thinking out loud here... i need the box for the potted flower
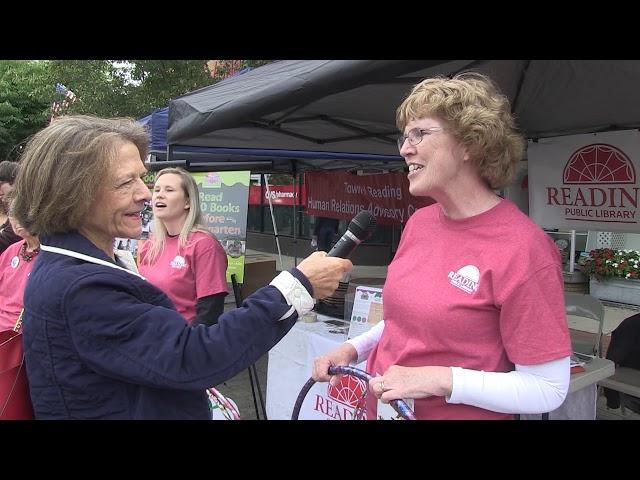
[581,248,640,306]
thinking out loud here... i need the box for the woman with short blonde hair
[314,73,571,420]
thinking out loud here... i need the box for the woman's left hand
[369,365,453,403]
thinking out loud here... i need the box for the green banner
[192,171,250,283]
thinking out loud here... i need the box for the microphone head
[348,211,377,242]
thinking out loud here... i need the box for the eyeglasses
[397,127,444,150]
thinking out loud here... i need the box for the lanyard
[39,244,146,280]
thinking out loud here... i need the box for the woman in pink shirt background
[313,73,572,420]
[0,204,40,331]
[138,167,229,326]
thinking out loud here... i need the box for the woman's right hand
[312,343,358,386]
[296,251,352,299]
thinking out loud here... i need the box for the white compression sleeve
[346,321,385,364]
[269,271,315,321]
[447,356,570,414]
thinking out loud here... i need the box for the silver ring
[379,381,386,393]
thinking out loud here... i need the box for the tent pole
[292,161,298,267]
[264,175,284,271]
[569,229,576,273]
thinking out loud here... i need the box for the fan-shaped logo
[327,375,367,408]
[170,255,188,269]
[563,144,636,185]
[448,265,480,294]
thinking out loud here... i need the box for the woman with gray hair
[12,115,352,420]
[139,168,229,327]
[313,73,571,420]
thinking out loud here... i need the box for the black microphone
[327,211,377,259]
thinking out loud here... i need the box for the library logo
[170,255,188,269]
[312,374,368,420]
[547,143,639,224]
[448,265,480,294]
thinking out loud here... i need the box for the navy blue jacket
[23,232,300,419]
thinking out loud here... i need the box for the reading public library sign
[528,130,640,233]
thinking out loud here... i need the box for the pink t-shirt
[138,231,229,324]
[0,241,35,331]
[367,199,571,420]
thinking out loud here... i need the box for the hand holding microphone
[297,252,352,299]
[297,211,377,299]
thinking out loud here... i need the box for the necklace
[20,243,40,262]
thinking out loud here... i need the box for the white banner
[528,130,640,232]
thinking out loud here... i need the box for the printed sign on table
[347,286,383,340]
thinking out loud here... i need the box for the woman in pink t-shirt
[138,168,229,326]
[313,73,572,420]
[0,212,40,331]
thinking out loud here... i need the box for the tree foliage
[125,60,213,116]
[208,59,272,81]
[47,60,130,117]
[0,60,275,160]
[47,60,215,118]
[0,60,51,161]
[49,60,273,119]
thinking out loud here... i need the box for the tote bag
[0,312,35,420]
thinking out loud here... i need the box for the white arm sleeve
[346,321,385,364]
[447,356,570,414]
[269,271,315,321]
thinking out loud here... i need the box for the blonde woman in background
[139,168,228,326]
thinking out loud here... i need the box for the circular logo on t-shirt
[11,256,19,268]
[448,264,480,294]
[170,255,187,269]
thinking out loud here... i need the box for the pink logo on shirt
[170,255,188,269]
[448,265,479,293]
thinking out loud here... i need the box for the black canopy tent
[160,59,640,265]
[165,60,454,171]
[166,59,640,165]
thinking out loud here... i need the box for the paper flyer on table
[347,286,383,340]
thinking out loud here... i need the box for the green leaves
[0,60,50,161]
[0,60,274,162]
